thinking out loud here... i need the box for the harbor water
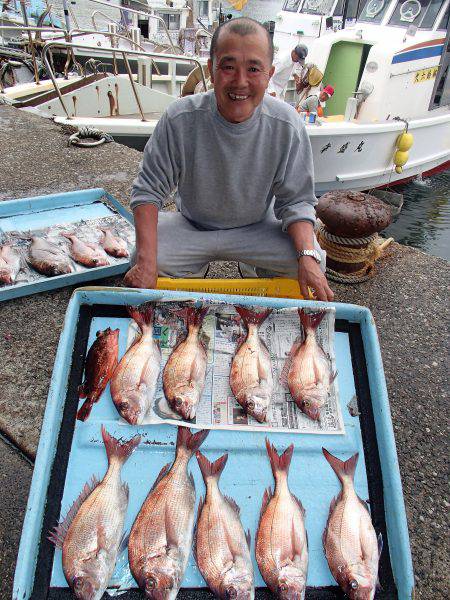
[50,0,449,261]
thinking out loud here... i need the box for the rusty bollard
[316,191,393,283]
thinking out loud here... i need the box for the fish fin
[235,306,272,327]
[331,370,338,384]
[265,438,294,479]
[299,309,326,332]
[176,426,209,458]
[97,523,108,554]
[245,529,251,550]
[118,531,130,554]
[224,495,241,516]
[258,486,273,528]
[188,470,195,489]
[234,332,247,353]
[322,447,358,484]
[196,450,228,484]
[126,302,155,333]
[101,426,141,467]
[47,475,100,548]
[78,382,87,399]
[280,337,302,386]
[292,494,306,516]
[76,398,94,421]
[150,462,171,491]
[187,305,209,327]
[377,532,383,558]
[193,495,204,565]
[122,481,130,502]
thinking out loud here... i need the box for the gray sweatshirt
[131,90,317,231]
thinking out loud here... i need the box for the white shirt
[267,51,303,99]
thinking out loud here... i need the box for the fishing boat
[301,0,450,191]
[22,41,206,147]
[51,0,449,192]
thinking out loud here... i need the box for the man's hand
[123,262,158,289]
[298,256,334,302]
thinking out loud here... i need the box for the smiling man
[125,18,333,302]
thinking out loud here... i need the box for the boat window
[198,0,209,18]
[301,0,336,15]
[282,0,303,12]
[388,0,444,28]
[159,12,181,31]
[358,0,390,22]
[333,0,345,15]
[437,3,449,28]
[343,0,362,18]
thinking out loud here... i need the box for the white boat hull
[54,110,450,191]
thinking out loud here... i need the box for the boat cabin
[286,0,449,122]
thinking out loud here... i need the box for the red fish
[283,310,335,421]
[99,228,129,258]
[77,328,120,421]
[322,448,381,599]
[230,307,273,423]
[49,427,141,600]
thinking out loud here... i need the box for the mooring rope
[317,223,393,284]
[68,127,114,148]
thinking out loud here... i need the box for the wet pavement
[0,104,448,599]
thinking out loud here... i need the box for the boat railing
[0,25,158,84]
[67,29,161,76]
[90,10,124,34]
[41,39,207,121]
[88,0,178,55]
[0,25,64,86]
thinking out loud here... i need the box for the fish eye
[303,400,310,407]
[175,398,183,407]
[279,583,288,593]
[247,401,255,410]
[349,579,359,589]
[119,401,129,411]
[146,577,157,589]
[226,586,237,599]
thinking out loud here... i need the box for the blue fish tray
[0,188,133,302]
[13,288,415,599]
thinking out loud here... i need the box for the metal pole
[123,51,147,121]
[61,0,72,32]
[19,0,40,85]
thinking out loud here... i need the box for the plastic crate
[156,277,303,299]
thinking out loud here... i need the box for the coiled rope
[68,127,114,148]
[317,223,393,283]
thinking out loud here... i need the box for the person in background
[298,85,335,116]
[267,44,308,100]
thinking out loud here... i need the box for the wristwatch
[296,249,322,263]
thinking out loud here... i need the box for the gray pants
[149,210,325,278]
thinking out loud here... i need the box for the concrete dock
[0,104,448,599]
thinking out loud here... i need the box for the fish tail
[265,438,294,479]
[176,426,209,457]
[235,306,272,327]
[101,426,141,466]
[322,447,358,484]
[299,309,326,332]
[126,302,155,332]
[187,305,209,328]
[76,398,94,421]
[196,450,228,484]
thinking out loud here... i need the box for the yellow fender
[393,130,414,173]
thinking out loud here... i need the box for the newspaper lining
[125,301,344,435]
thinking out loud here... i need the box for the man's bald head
[210,17,274,65]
